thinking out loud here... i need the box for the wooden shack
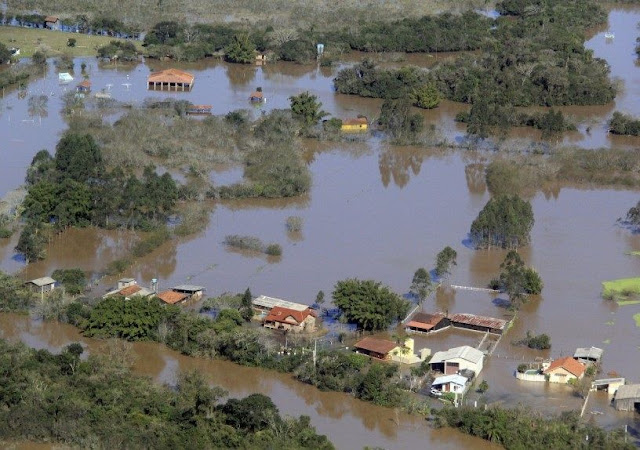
[25,277,56,298]
[613,384,640,412]
[147,69,195,91]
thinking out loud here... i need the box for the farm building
[156,290,189,305]
[354,337,397,360]
[104,283,153,300]
[147,69,195,91]
[613,384,640,412]
[171,285,205,301]
[405,312,449,334]
[44,16,60,30]
[76,80,91,93]
[429,345,484,376]
[25,277,56,298]
[341,117,368,132]
[448,313,508,335]
[252,295,310,314]
[543,356,586,384]
[573,347,603,365]
[263,306,316,333]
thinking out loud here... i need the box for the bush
[286,216,303,232]
[517,364,528,374]
[67,38,76,47]
[224,235,264,252]
[265,243,282,256]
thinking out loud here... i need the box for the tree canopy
[490,250,543,306]
[435,246,457,278]
[470,195,534,249]
[332,279,409,331]
[289,92,328,127]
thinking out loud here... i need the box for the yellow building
[341,117,368,132]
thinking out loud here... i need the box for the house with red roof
[263,306,316,333]
[543,356,586,384]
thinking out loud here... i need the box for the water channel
[0,5,639,448]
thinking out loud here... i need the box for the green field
[601,277,640,297]
[0,26,142,58]
[634,313,640,328]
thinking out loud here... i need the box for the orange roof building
[156,290,189,305]
[405,312,448,333]
[544,356,586,383]
[354,337,398,360]
[249,91,264,102]
[263,306,316,333]
[147,69,195,91]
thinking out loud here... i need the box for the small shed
[354,337,397,360]
[58,73,74,83]
[171,285,205,300]
[448,313,508,335]
[25,277,56,297]
[117,278,137,290]
[147,69,195,91]
[573,347,603,365]
[249,91,265,103]
[613,384,640,412]
[44,16,60,30]
[76,80,91,93]
[341,117,368,132]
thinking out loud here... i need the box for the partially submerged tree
[410,268,431,304]
[435,246,457,278]
[289,91,328,127]
[470,195,534,249]
[490,250,543,307]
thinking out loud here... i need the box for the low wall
[515,371,546,382]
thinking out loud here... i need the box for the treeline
[17,133,178,262]
[456,108,575,139]
[470,195,534,249]
[433,406,632,449]
[10,13,141,37]
[609,111,640,136]
[0,338,333,449]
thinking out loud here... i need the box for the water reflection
[379,145,424,188]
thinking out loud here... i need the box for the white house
[429,345,484,376]
[432,374,468,393]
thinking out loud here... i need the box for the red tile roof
[148,68,195,84]
[544,356,586,378]
[354,337,397,355]
[249,91,264,99]
[264,306,313,325]
[157,290,188,305]
[44,16,59,23]
[118,285,142,297]
[78,80,91,88]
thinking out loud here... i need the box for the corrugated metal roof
[432,374,467,386]
[27,277,56,287]
[573,347,603,360]
[430,346,484,365]
[252,295,309,312]
[449,313,507,330]
[172,285,205,293]
[615,384,640,400]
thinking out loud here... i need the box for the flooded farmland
[0,5,639,449]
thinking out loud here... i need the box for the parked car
[430,388,443,397]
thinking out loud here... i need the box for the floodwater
[0,313,497,450]
[0,6,638,448]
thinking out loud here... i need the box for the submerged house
[252,295,310,315]
[104,279,153,300]
[147,69,195,91]
[543,356,586,384]
[249,91,265,102]
[263,306,316,333]
[25,277,56,297]
[341,117,368,132]
[156,290,189,305]
[76,80,91,93]
[448,313,508,335]
[429,346,485,376]
[613,384,640,412]
[171,285,205,301]
[354,337,397,360]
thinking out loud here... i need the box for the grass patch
[616,299,640,306]
[601,277,640,298]
[625,251,640,256]
[634,313,640,328]
[224,234,283,257]
[0,26,142,58]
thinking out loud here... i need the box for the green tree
[492,250,543,307]
[51,268,86,295]
[222,393,280,432]
[0,42,11,64]
[15,224,48,263]
[478,380,489,393]
[435,246,457,278]
[54,133,104,183]
[411,82,440,109]
[410,268,431,304]
[241,287,253,322]
[225,34,256,64]
[332,279,409,331]
[315,290,325,307]
[470,195,534,249]
[82,296,167,340]
[289,91,328,127]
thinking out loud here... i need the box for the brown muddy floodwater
[0,6,639,448]
[0,313,497,450]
